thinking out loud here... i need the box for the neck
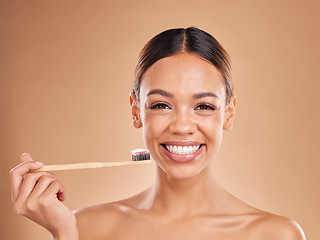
[142,165,226,219]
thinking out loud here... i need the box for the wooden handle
[33,160,152,172]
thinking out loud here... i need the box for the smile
[160,142,204,163]
[162,144,201,155]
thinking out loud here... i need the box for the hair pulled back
[133,27,233,104]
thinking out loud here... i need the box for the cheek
[142,113,169,148]
[197,115,224,144]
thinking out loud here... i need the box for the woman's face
[131,53,236,180]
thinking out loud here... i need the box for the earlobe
[223,94,237,130]
[129,92,142,129]
[133,116,142,128]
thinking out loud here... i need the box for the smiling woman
[10,27,306,240]
[134,52,233,180]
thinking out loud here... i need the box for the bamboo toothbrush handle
[33,160,152,172]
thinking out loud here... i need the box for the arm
[10,153,79,240]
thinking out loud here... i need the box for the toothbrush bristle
[131,149,150,161]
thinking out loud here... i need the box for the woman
[10,27,306,240]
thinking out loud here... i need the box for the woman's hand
[10,153,78,240]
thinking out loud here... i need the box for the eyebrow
[193,92,220,100]
[146,89,174,98]
[146,89,219,100]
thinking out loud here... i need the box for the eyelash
[149,103,171,109]
[195,103,217,111]
[149,103,216,111]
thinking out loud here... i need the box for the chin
[156,162,210,181]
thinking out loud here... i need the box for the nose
[169,109,197,135]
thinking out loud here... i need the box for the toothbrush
[33,149,151,172]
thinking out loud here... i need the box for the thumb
[21,153,34,163]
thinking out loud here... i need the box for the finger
[30,175,58,198]
[41,180,66,202]
[57,189,66,202]
[16,172,56,202]
[10,161,44,202]
[21,153,34,163]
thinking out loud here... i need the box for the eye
[149,102,171,109]
[195,103,217,111]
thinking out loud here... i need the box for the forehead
[140,53,226,98]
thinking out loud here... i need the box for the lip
[160,141,204,163]
[161,141,203,146]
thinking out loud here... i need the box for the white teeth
[182,146,188,154]
[173,145,178,153]
[177,146,182,154]
[164,144,201,155]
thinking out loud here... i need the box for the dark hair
[133,27,233,104]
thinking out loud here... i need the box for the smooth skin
[10,53,306,240]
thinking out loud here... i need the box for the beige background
[1,0,319,239]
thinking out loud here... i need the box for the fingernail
[36,161,44,165]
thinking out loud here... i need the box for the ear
[129,92,142,128]
[223,94,237,130]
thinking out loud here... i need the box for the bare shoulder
[73,190,148,240]
[73,201,124,240]
[249,212,306,240]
